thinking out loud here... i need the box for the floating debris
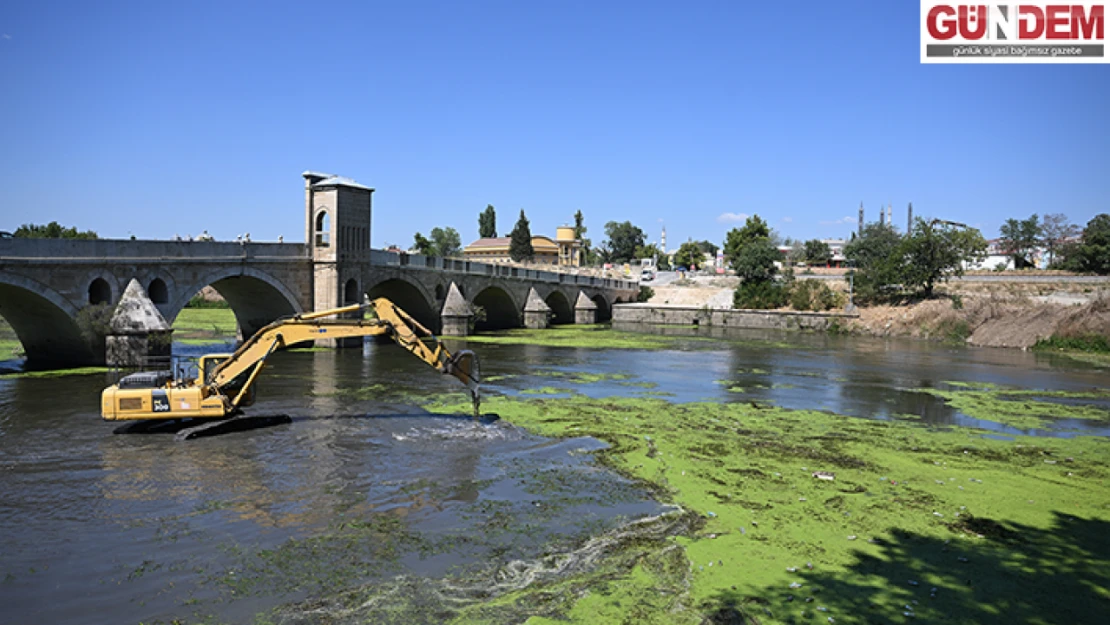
[787,566,797,572]
[799,497,807,502]
[933,512,944,517]
[786,595,794,602]
[706,511,717,518]
[958,556,969,563]
[813,471,836,481]
[908,580,919,586]
[817,605,828,612]
[806,562,814,570]
[847,535,858,540]
[805,597,814,603]
[790,582,803,589]
[904,611,916,618]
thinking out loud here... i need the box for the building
[462,225,582,266]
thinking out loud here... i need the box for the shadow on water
[704,511,1110,625]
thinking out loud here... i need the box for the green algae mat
[398,393,1106,625]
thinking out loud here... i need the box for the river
[0,327,1106,623]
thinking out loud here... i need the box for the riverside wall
[612,303,858,331]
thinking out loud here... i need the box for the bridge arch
[365,277,438,331]
[591,294,612,322]
[0,273,96,366]
[544,290,574,325]
[170,267,304,340]
[472,285,521,331]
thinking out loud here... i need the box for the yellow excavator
[101,298,480,439]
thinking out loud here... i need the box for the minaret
[858,202,864,235]
[907,202,914,233]
[661,226,667,254]
[887,203,893,228]
[879,202,885,227]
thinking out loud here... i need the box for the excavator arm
[207,298,481,414]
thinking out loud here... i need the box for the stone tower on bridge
[303,171,375,312]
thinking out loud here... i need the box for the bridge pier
[574,291,598,324]
[523,287,552,329]
[440,283,471,336]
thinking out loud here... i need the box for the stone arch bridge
[0,238,638,367]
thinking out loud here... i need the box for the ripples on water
[0,328,1107,623]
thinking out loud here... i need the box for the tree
[844,222,907,302]
[573,210,587,240]
[803,239,832,266]
[478,205,497,239]
[898,218,987,298]
[1040,213,1079,266]
[695,240,719,258]
[732,238,785,309]
[1072,213,1110,275]
[634,243,667,267]
[509,209,534,262]
[573,210,597,265]
[723,215,770,269]
[999,214,1042,268]
[14,221,98,239]
[429,227,462,257]
[673,241,703,270]
[411,232,434,256]
[601,221,645,264]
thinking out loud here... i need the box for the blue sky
[1,1,1107,250]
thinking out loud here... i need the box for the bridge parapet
[0,238,308,261]
[368,249,638,290]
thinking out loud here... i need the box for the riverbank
[648,275,1110,355]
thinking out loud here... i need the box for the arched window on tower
[315,210,330,247]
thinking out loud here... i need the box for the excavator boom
[101,298,481,423]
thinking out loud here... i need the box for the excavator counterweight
[101,298,481,427]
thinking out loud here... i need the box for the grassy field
[171,307,238,344]
[0,317,22,359]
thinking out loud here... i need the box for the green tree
[803,239,832,265]
[13,221,98,239]
[573,210,587,240]
[411,232,434,256]
[733,237,781,284]
[898,218,987,298]
[478,205,497,239]
[999,214,1042,268]
[844,222,904,302]
[1071,213,1110,275]
[601,221,645,264]
[572,210,597,265]
[728,215,785,309]
[695,240,719,257]
[509,209,534,262]
[723,215,770,269]
[429,227,462,257]
[673,241,703,270]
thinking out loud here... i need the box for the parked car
[640,268,655,282]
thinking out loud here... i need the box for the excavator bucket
[445,350,481,416]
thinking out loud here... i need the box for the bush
[733,281,786,309]
[1034,334,1110,353]
[187,294,230,309]
[788,280,838,311]
[637,286,654,303]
